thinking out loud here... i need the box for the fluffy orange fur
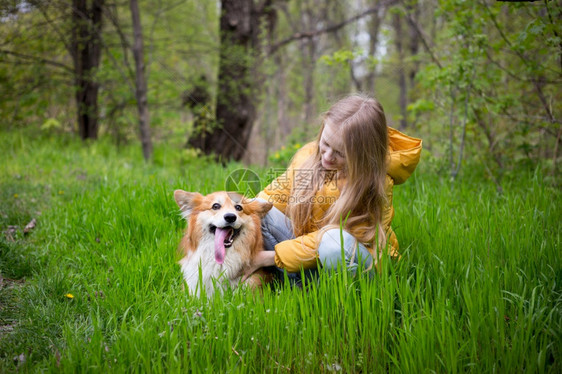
[174,190,273,296]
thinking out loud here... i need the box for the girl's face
[319,122,346,171]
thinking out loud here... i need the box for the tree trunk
[298,0,319,136]
[129,0,153,161]
[301,38,317,132]
[71,0,104,140]
[393,12,407,130]
[276,52,290,139]
[406,1,420,90]
[364,3,386,94]
[188,0,271,162]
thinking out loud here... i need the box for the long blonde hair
[286,94,388,247]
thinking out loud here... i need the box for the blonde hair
[286,94,388,248]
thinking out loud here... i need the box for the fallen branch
[23,219,37,235]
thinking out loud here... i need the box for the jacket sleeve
[273,231,320,272]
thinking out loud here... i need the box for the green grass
[0,129,560,372]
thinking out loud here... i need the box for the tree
[71,0,104,140]
[129,0,152,161]
[409,0,561,180]
[187,0,273,162]
[363,0,387,94]
[392,8,407,130]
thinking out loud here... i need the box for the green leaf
[41,118,62,131]
[407,99,435,114]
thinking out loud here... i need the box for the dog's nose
[224,213,237,223]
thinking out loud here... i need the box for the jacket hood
[387,127,422,185]
[292,127,421,185]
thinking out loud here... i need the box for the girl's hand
[242,251,275,282]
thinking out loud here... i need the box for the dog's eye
[212,203,221,210]
[234,204,243,212]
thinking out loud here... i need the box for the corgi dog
[174,190,273,297]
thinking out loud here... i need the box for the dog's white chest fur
[174,189,272,298]
[180,236,248,297]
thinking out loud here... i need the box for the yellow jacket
[258,127,422,272]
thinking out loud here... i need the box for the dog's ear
[174,190,203,218]
[246,199,273,218]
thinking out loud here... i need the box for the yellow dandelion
[294,143,301,149]
[13,194,19,198]
[274,152,280,159]
[58,190,64,195]
[64,293,74,299]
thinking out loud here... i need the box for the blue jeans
[260,203,373,277]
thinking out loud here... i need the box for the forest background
[1,0,560,180]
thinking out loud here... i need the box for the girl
[245,94,422,279]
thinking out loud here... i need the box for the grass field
[1,130,561,372]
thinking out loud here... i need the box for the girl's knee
[318,229,371,270]
[320,228,355,247]
[317,229,354,268]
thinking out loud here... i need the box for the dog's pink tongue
[214,228,230,264]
